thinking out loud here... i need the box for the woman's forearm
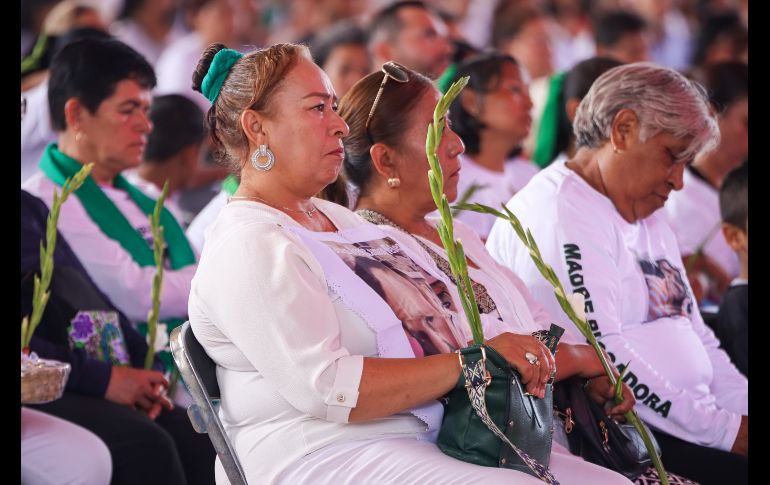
[348,353,461,422]
[553,343,605,381]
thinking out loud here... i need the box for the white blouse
[189,198,458,484]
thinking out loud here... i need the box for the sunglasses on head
[365,61,409,141]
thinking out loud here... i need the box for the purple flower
[70,313,95,342]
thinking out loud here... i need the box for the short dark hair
[694,61,748,114]
[492,3,543,49]
[563,56,624,101]
[310,21,367,68]
[144,94,206,162]
[719,162,748,229]
[691,12,747,67]
[48,38,156,132]
[447,51,519,155]
[369,1,428,46]
[549,56,623,162]
[594,10,647,49]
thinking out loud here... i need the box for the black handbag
[552,376,661,481]
[437,324,564,484]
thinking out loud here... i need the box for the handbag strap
[458,346,560,485]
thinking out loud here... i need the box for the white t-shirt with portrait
[486,161,747,452]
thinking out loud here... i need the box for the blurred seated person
[690,12,748,71]
[21,26,111,184]
[368,1,453,80]
[491,2,554,159]
[531,56,622,169]
[21,406,113,485]
[155,0,238,113]
[310,20,371,99]
[21,0,106,92]
[124,94,207,226]
[22,38,197,325]
[445,52,537,240]
[665,62,748,305]
[21,190,215,485]
[593,10,650,64]
[714,163,748,377]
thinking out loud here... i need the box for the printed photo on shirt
[638,258,694,321]
[323,237,463,357]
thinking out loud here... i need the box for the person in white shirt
[486,62,747,485]
[109,0,185,67]
[334,60,640,484]
[123,94,208,227]
[21,407,113,485]
[22,38,197,326]
[665,61,748,305]
[155,0,237,113]
[187,42,582,485]
[445,52,539,240]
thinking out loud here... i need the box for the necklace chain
[229,194,318,218]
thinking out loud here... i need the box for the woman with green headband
[187,43,572,484]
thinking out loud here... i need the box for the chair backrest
[170,322,248,485]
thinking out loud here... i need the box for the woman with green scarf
[22,37,197,325]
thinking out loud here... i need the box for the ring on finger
[524,351,540,366]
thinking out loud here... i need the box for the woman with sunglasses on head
[330,58,638,484]
[189,43,573,484]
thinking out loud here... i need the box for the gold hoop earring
[387,177,401,188]
[75,132,83,142]
[612,143,619,154]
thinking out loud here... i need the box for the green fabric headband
[201,48,243,103]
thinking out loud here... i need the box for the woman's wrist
[575,344,606,378]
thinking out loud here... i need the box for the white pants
[279,435,633,484]
[21,407,112,485]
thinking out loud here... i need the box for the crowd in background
[20,0,748,484]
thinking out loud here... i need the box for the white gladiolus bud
[147,323,169,352]
[569,292,587,322]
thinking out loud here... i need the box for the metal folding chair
[170,321,248,485]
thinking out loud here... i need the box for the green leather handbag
[437,324,564,483]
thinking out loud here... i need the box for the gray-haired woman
[486,62,747,485]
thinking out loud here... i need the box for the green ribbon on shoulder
[532,71,567,169]
[39,144,196,269]
[221,174,240,196]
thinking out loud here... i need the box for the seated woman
[486,63,748,485]
[444,52,540,240]
[21,190,216,485]
[187,42,630,484]
[334,59,647,484]
[22,38,197,326]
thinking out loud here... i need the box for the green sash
[532,72,567,169]
[222,174,239,195]
[39,144,196,269]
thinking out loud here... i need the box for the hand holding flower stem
[453,202,668,484]
[21,163,93,352]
